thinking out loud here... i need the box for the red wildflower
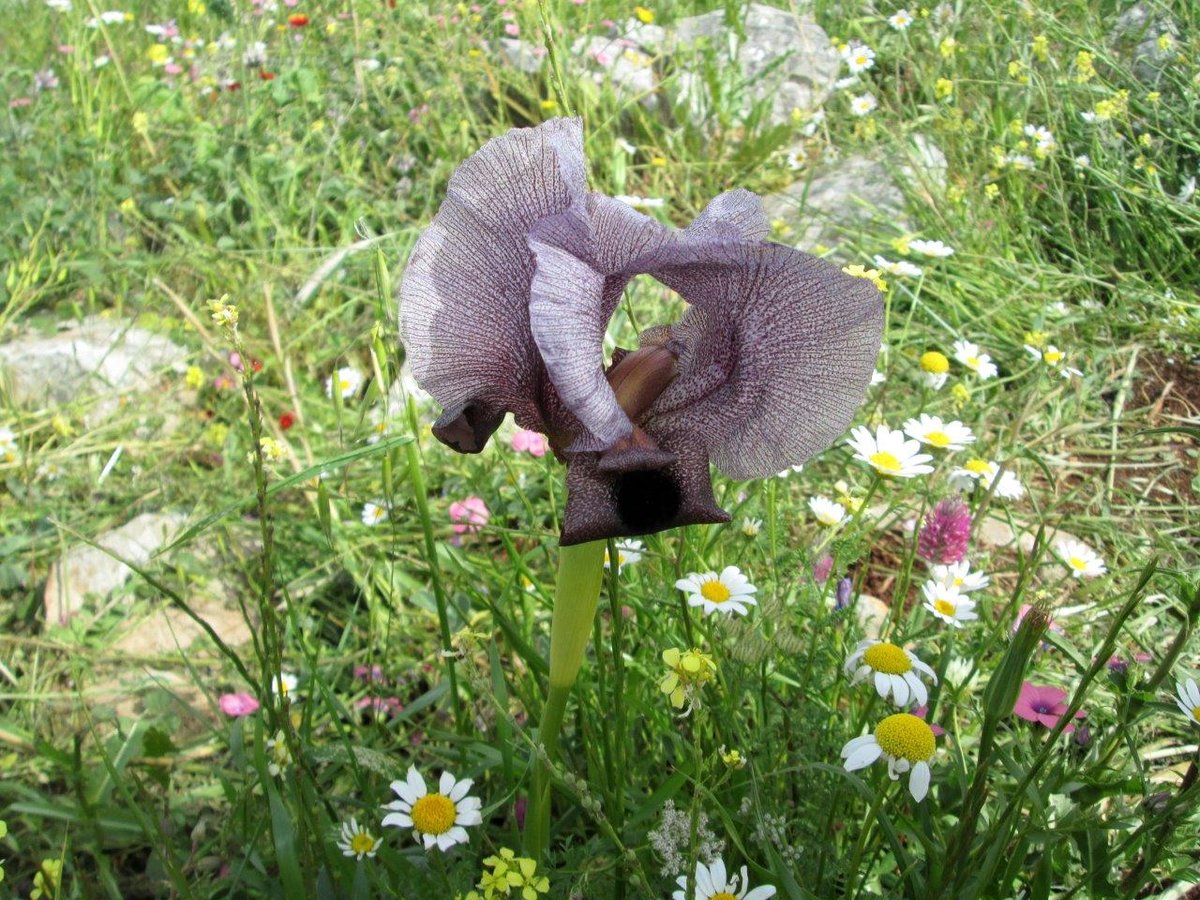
[279,411,296,430]
[259,70,275,80]
[288,13,309,26]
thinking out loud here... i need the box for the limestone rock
[44,512,185,628]
[112,595,254,656]
[571,35,658,100]
[0,316,185,425]
[671,3,838,125]
[1112,4,1179,83]
[762,135,946,252]
[498,38,546,74]
[855,593,890,640]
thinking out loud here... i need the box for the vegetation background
[0,0,1198,897]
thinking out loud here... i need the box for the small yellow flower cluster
[660,647,717,711]
[841,264,888,293]
[938,36,958,59]
[1091,90,1129,121]
[720,746,747,769]
[1030,34,1049,63]
[185,365,205,389]
[934,77,954,100]
[462,848,550,900]
[207,296,238,331]
[1074,50,1096,83]
[634,5,655,24]
[834,479,864,513]
[258,437,287,463]
[31,859,63,900]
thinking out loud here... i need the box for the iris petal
[644,241,884,479]
[400,118,587,445]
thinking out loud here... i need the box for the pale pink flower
[219,692,260,717]
[511,428,548,457]
[449,496,490,535]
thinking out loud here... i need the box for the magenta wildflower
[911,705,946,737]
[917,498,972,565]
[1013,682,1086,733]
[449,496,490,535]
[218,692,260,717]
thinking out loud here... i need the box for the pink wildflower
[1013,682,1085,733]
[504,22,520,36]
[812,553,833,584]
[511,428,548,457]
[917,497,972,565]
[449,496,490,535]
[218,692,260,717]
[912,705,946,736]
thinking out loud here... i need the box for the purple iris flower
[399,118,884,544]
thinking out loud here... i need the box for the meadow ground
[1,0,1199,897]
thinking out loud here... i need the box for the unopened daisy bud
[917,498,972,564]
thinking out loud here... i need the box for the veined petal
[399,118,587,448]
[685,189,770,241]
[644,241,884,479]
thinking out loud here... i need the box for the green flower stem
[525,539,607,858]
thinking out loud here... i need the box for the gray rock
[762,135,946,251]
[571,35,658,100]
[855,593,890,640]
[671,3,838,125]
[44,512,185,628]
[1112,4,1178,83]
[498,38,546,74]
[0,316,186,425]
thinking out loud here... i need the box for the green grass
[2,0,1199,897]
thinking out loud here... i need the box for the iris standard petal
[644,241,885,480]
[399,118,587,449]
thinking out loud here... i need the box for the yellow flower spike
[1031,34,1049,62]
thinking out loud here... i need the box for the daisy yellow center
[870,451,902,473]
[862,642,912,675]
[920,351,949,374]
[964,458,990,474]
[350,832,376,855]
[700,581,732,603]
[339,379,352,390]
[874,713,936,762]
[1044,350,1064,364]
[934,598,957,617]
[925,430,951,448]
[1192,706,1200,721]
[1068,556,1087,571]
[411,793,456,835]
[712,893,738,900]
[966,355,981,368]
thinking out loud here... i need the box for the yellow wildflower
[1031,34,1049,62]
[842,264,888,293]
[633,5,655,24]
[185,365,205,389]
[147,43,170,65]
[935,78,954,100]
[660,647,717,712]
[1074,50,1095,83]
[939,37,958,58]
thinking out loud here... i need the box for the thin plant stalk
[525,539,607,858]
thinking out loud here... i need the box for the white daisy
[841,712,937,801]
[872,255,923,277]
[846,424,935,478]
[381,766,483,852]
[952,339,998,379]
[272,671,298,698]
[888,9,913,29]
[908,239,955,258]
[672,858,776,900]
[326,366,364,400]
[0,426,17,463]
[1074,154,1091,168]
[1174,678,1200,725]
[950,458,1023,499]
[337,818,379,860]
[676,566,758,617]
[1024,344,1082,378]
[835,75,861,91]
[849,92,878,116]
[362,501,388,526]
[922,582,978,627]
[844,640,938,707]
[871,369,887,386]
[775,464,805,478]
[943,656,978,691]
[1055,539,1107,579]
[902,414,975,451]
[841,43,876,74]
[604,539,644,572]
[929,560,990,593]
[1003,153,1036,171]
[741,517,763,537]
[808,495,847,527]
[1024,123,1056,154]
